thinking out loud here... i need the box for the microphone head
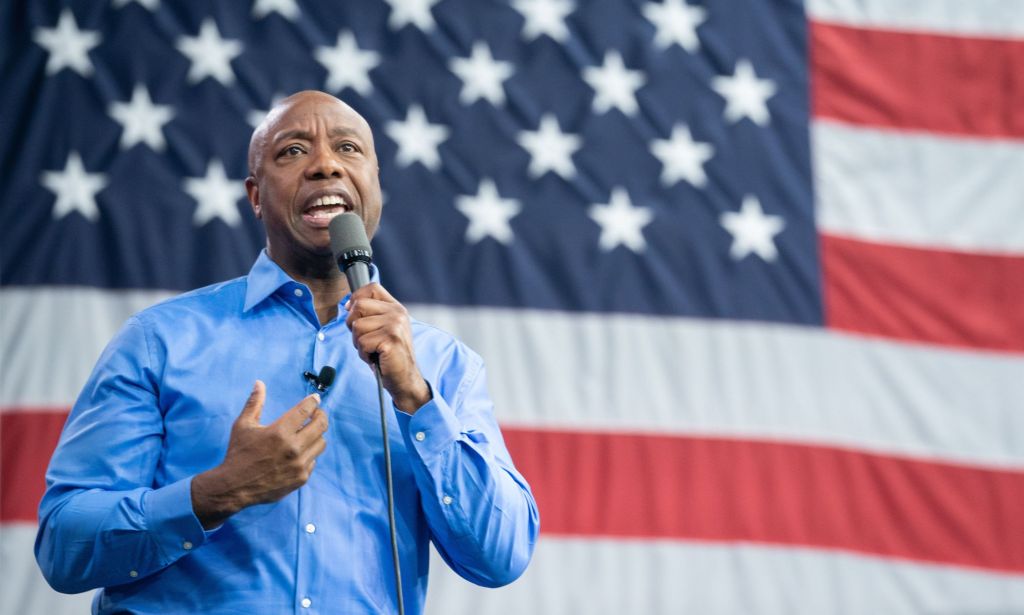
[329,212,373,266]
[318,366,336,388]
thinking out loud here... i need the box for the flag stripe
[810,21,1024,138]
[501,428,1024,573]
[0,410,66,523]
[7,409,1024,573]
[806,0,1024,38]
[821,234,1024,353]
[424,537,1024,615]
[812,120,1024,254]
[409,304,1024,467]
[1,525,92,615]
[6,291,1024,467]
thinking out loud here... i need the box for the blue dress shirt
[36,251,539,614]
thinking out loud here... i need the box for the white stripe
[426,537,1024,615]
[410,305,1024,468]
[0,287,174,409]
[813,120,1024,254]
[0,524,93,615]
[4,289,1023,468]
[806,0,1024,38]
[8,523,1022,615]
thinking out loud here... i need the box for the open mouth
[303,194,352,225]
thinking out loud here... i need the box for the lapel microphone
[303,366,336,392]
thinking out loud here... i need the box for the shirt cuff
[396,382,462,458]
[143,476,209,564]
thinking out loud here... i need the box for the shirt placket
[293,287,331,614]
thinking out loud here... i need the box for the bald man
[36,91,539,614]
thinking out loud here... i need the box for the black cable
[373,357,405,615]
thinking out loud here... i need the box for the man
[35,90,539,614]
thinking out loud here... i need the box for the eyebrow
[272,127,362,144]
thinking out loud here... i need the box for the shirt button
[301,597,312,608]
[182,541,193,550]
[305,523,316,534]
[294,288,304,297]
[415,431,426,441]
[317,332,325,341]
[129,570,138,578]
[442,495,453,505]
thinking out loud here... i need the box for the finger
[350,283,393,302]
[275,393,321,432]
[355,332,400,366]
[349,313,399,339]
[295,408,329,445]
[363,283,397,302]
[300,435,328,465]
[238,380,266,425]
[352,327,390,356]
[345,298,399,326]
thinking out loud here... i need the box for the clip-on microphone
[303,366,336,392]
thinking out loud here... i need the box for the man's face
[246,92,382,268]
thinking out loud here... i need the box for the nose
[305,143,345,180]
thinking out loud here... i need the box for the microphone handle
[343,260,378,364]
[344,261,371,292]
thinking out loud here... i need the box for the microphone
[328,212,405,615]
[303,366,336,392]
[328,212,373,293]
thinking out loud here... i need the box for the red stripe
[1,409,67,523]
[9,410,1024,573]
[821,233,1024,353]
[503,427,1024,573]
[810,21,1024,138]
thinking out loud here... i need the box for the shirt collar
[242,249,381,312]
[243,250,294,312]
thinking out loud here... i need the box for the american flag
[2,0,1023,612]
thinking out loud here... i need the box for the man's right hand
[191,380,329,530]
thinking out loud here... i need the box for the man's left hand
[346,283,432,414]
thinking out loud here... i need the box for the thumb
[238,380,266,425]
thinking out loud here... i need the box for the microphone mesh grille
[328,213,372,260]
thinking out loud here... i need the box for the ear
[245,176,261,219]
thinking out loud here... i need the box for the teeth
[313,195,345,208]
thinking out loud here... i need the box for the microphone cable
[372,355,405,615]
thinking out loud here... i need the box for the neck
[268,248,351,325]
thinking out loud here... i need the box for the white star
[185,160,246,227]
[517,114,581,180]
[32,9,101,77]
[315,31,380,96]
[588,188,654,253]
[583,51,646,116]
[385,105,450,171]
[248,93,285,128]
[512,0,574,42]
[720,195,785,261]
[456,179,522,244]
[40,152,107,221]
[252,0,300,20]
[383,0,440,31]
[650,124,714,188]
[642,0,706,52]
[176,18,243,86]
[449,42,515,106]
[711,59,778,126]
[112,0,159,9]
[108,85,175,151]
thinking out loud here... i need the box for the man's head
[246,91,382,276]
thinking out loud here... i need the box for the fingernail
[312,393,321,403]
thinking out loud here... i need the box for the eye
[279,144,305,158]
[338,141,359,153]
